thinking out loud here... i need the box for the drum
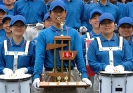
[98,71,133,93]
[0,74,32,93]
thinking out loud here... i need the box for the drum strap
[96,36,123,66]
[85,32,94,66]
[4,40,30,71]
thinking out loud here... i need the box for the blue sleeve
[33,32,45,79]
[121,39,133,71]
[81,35,86,56]
[26,42,35,74]
[0,42,5,74]
[74,31,88,78]
[87,40,107,74]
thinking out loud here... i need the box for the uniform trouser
[40,69,86,93]
[23,26,39,41]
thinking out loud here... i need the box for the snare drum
[98,71,133,93]
[0,74,32,93]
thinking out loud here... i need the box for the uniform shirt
[125,2,133,20]
[62,0,85,29]
[87,34,133,74]
[14,0,47,24]
[0,35,10,43]
[82,3,95,32]
[0,29,5,37]
[33,25,88,79]
[81,30,101,56]
[8,7,14,15]
[0,38,35,74]
[114,2,126,20]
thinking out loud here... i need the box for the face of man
[50,6,67,25]
[3,0,16,6]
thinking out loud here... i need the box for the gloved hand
[79,26,88,33]
[15,68,28,76]
[114,65,124,73]
[36,23,44,30]
[3,68,13,76]
[33,78,40,89]
[82,78,92,87]
[105,65,115,73]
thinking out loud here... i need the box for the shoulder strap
[25,40,30,54]
[4,40,8,55]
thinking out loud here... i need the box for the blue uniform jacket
[62,0,85,29]
[0,35,10,43]
[125,2,133,20]
[14,0,47,24]
[0,29,5,37]
[0,38,35,74]
[87,34,133,74]
[33,25,88,79]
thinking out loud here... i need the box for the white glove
[105,65,115,73]
[15,68,28,76]
[79,26,88,33]
[114,65,124,73]
[33,78,40,89]
[3,68,13,76]
[36,23,44,30]
[82,78,92,87]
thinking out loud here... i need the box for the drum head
[0,74,32,82]
[99,71,133,77]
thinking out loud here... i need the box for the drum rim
[0,74,32,81]
[99,71,133,76]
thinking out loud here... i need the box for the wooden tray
[39,82,89,88]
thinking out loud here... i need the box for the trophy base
[39,82,89,88]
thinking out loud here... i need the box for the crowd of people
[0,0,133,93]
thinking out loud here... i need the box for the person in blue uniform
[0,5,8,37]
[81,9,102,56]
[14,0,48,40]
[0,15,35,76]
[87,13,133,93]
[0,15,13,42]
[118,17,133,54]
[88,13,133,74]
[33,0,92,93]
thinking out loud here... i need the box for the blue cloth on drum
[0,29,5,37]
[0,38,35,74]
[33,25,88,79]
[14,0,47,24]
[80,31,102,56]
[87,34,133,74]
[125,2,133,20]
